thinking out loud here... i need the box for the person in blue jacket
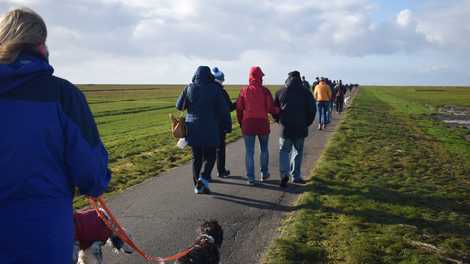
[0,8,111,264]
[176,66,231,194]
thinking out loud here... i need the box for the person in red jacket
[236,66,278,185]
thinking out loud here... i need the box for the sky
[1,0,469,85]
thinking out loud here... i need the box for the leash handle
[88,196,192,263]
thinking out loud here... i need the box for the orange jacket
[313,82,332,102]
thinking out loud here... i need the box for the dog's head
[175,220,223,264]
[196,220,223,248]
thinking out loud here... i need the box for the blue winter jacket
[176,66,231,147]
[0,52,111,264]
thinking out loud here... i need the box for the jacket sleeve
[265,88,278,116]
[60,82,111,197]
[176,86,188,111]
[305,90,316,126]
[272,90,281,122]
[222,89,236,112]
[236,89,245,127]
[313,86,318,101]
[217,88,232,133]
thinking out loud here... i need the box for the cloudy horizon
[1,0,469,85]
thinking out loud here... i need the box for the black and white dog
[175,220,224,264]
[73,209,133,264]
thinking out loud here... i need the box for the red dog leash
[88,196,193,263]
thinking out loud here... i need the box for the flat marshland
[265,87,470,263]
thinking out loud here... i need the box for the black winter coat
[215,82,236,112]
[215,82,236,133]
[274,75,317,139]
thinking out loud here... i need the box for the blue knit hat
[212,67,225,82]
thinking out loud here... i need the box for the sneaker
[318,124,322,130]
[195,179,211,194]
[247,179,256,186]
[202,185,211,194]
[261,173,271,182]
[292,178,306,184]
[280,176,289,188]
[195,185,211,194]
[194,179,204,194]
[218,169,230,178]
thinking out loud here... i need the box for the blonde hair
[0,8,47,64]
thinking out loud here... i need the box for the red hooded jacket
[236,67,277,135]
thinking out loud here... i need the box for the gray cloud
[2,0,469,84]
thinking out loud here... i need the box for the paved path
[104,108,347,263]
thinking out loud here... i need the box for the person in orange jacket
[313,78,332,130]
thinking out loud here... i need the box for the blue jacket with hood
[0,52,111,264]
[176,66,231,147]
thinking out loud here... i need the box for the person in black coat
[274,71,316,187]
[335,80,346,113]
[301,76,310,91]
[212,67,236,178]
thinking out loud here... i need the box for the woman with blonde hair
[0,8,111,263]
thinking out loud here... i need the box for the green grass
[73,84,274,208]
[264,87,470,264]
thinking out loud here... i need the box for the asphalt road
[104,111,345,264]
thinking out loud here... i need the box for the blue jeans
[327,101,334,123]
[244,135,269,181]
[317,102,329,125]
[279,137,305,180]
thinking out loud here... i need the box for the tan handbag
[170,114,186,138]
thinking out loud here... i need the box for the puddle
[432,106,470,141]
[442,120,470,129]
[439,105,470,116]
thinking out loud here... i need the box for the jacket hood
[248,66,264,88]
[192,66,214,85]
[0,52,54,95]
[285,71,302,90]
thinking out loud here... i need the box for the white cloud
[416,1,470,48]
[1,0,469,85]
[397,9,413,27]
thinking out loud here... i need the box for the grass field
[73,84,278,208]
[264,87,470,263]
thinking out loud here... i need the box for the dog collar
[200,234,215,244]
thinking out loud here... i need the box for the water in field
[435,105,470,130]
[442,119,470,129]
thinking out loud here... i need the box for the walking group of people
[310,77,357,130]
[0,7,358,263]
[176,66,356,194]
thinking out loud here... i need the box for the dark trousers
[216,131,227,174]
[336,96,344,113]
[191,146,216,184]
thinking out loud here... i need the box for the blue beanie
[212,67,225,82]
